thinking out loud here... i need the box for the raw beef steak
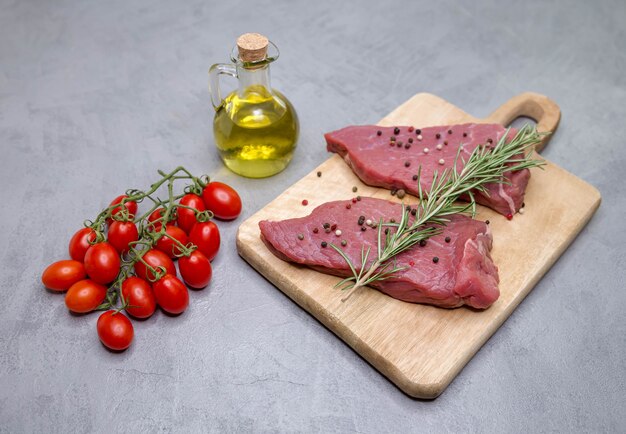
[325,124,530,217]
[259,197,499,309]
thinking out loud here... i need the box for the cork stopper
[236,33,269,63]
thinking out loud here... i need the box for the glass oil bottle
[209,33,299,178]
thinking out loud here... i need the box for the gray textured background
[1,0,625,432]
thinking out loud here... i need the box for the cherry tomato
[179,250,212,289]
[188,221,220,261]
[108,221,139,254]
[107,195,138,223]
[177,194,206,234]
[84,242,121,284]
[41,260,86,292]
[68,227,96,262]
[147,208,176,232]
[97,310,134,351]
[153,274,189,315]
[134,249,176,281]
[65,279,107,313]
[121,277,156,319]
[155,226,188,259]
[202,182,242,220]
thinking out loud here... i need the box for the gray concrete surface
[1,0,625,432]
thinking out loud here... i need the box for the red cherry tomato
[155,226,188,259]
[84,242,121,284]
[177,194,206,234]
[41,260,87,292]
[108,221,139,254]
[202,182,242,220]
[65,279,107,313]
[188,221,220,261]
[121,277,156,319]
[179,250,212,289]
[147,208,176,232]
[97,310,134,351]
[134,249,176,281]
[68,227,96,262]
[153,275,189,314]
[107,195,138,223]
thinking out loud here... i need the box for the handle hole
[508,116,537,130]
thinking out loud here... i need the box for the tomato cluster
[41,169,242,351]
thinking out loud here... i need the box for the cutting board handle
[488,92,561,153]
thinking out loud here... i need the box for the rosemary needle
[330,124,547,302]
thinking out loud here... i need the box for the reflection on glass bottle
[209,33,299,178]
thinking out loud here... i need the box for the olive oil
[209,33,299,178]
[214,85,299,178]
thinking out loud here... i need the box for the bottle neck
[236,64,271,94]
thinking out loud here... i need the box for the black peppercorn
[404,161,410,167]
[321,241,327,248]
[317,171,322,177]
[436,133,441,139]
[412,174,418,181]
[394,127,400,135]
[313,228,319,233]
[376,130,382,136]
[408,138,413,143]
[433,256,439,263]
[419,239,427,247]
[445,236,451,243]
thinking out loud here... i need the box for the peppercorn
[317,171,322,177]
[433,256,439,263]
[297,234,304,240]
[463,132,467,137]
[330,223,337,231]
[390,136,396,141]
[408,138,414,143]
[341,240,347,246]
[415,129,421,135]
[445,236,451,243]
[376,130,382,136]
[302,199,308,206]
[321,241,327,248]
[323,223,330,229]
[358,216,365,225]
[396,189,406,199]
[394,127,400,135]
[346,204,351,209]
[396,142,402,148]
[361,226,366,231]
[447,129,452,134]
[408,126,414,132]
[419,239,427,247]
[436,133,441,139]
[404,143,411,149]
[410,208,417,216]
[391,189,397,196]
[404,161,410,167]
[485,220,490,225]
[352,186,357,192]
[356,196,361,201]
[412,175,418,181]
[313,228,319,233]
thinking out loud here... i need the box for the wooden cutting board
[236,93,601,399]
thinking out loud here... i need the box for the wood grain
[236,93,601,399]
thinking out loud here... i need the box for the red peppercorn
[346,204,351,209]
[408,126,414,132]
[409,261,415,266]
[506,213,513,220]
[352,198,357,203]
[302,200,308,206]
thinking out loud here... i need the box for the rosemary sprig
[330,124,547,302]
